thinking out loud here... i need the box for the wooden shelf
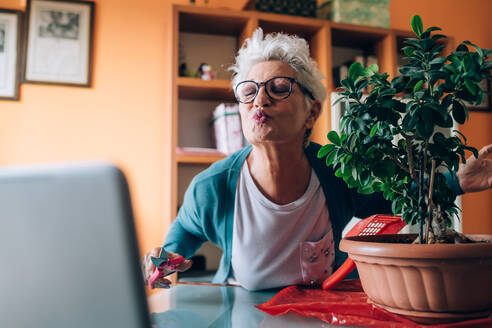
[179,6,250,36]
[331,24,389,49]
[178,77,235,101]
[176,147,226,164]
[257,12,324,40]
[177,153,226,164]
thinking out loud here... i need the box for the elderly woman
[143,29,492,291]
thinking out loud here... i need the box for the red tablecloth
[256,280,492,328]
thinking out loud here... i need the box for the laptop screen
[0,163,151,328]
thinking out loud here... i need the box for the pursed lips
[253,109,269,124]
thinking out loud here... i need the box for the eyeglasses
[234,76,315,104]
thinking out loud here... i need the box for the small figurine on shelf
[198,63,214,80]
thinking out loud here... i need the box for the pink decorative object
[212,103,247,155]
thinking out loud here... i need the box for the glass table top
[147,283,358,328]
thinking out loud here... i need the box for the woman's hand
[457,144,492,193]
[142,247,193,288]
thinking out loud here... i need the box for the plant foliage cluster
[318,15,492,243]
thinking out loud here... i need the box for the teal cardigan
[163,142,463,284]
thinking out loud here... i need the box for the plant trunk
[411,206,478,244]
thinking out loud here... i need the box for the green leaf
[358,185,375,195]
[348,62,364,81]
[359,170,371,186]
[371,181,382,192]
[369,123,379,137]
[447,53,461,66]
[452,101,466,124]
[430,35,446,44]
[453,129,467,143]
[340,133,348,144]
[464,145,479,158]
[413,80,424,92]
[429,57,446,66]
[433,131,446,145]
[463,40,484,58]
[355,79,369,91]
[444,64,459,74]
[402,112,418,131]
[335,167,343,178]
[464,79,478,95]
[391,200,399,215]
[349,134,357,151]
[317,144,335,158]
[437,115,454,128]
[345,175,359,189]
[416,117,433,139]
[411,15,424,37]
[402,46,415,56]
[352,167,358,181]
[332,95,347,107]
[414,90,425,100]
[373,162,390,178]
[341,79,353,92]
[424,26,442,34]
[368,64,379,74]
[325,149,337,166]
[361,68,374,78]
[482,48,492,57]
[340,116,349,131]
[341,161,349,177]
[456,44,468,52]
[327,131,341,146]
[483,61,492,69]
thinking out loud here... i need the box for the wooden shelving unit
[164,4,437,222]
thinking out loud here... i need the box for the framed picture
[0,9,22,100]
[24,0,94,87]
[468,79,491,112]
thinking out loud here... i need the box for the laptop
[0,162,151,328]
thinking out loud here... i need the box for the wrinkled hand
[457,144,492,193]
[141,247,193,289]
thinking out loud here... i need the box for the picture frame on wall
[24,0,94,87]
[0,9,22,100]
[467,79,491,112]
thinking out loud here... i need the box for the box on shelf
[318,0,390,28]
[247,0,317,18]
[211,103,248,155]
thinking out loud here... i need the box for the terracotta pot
[340,233,492,324]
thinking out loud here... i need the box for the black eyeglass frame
[234,76,315,104]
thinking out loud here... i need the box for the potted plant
[318,15,492,324]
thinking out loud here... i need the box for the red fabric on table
[255,280,492,328]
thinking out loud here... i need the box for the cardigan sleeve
[162,179,208,259]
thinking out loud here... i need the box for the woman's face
[238,60,319,148]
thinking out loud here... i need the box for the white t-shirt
[229,161,335,291]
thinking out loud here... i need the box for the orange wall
[390,0,492,234]
[0,0,172,255]
[0,0,490,257]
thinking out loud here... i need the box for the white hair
[229,28,327,104]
